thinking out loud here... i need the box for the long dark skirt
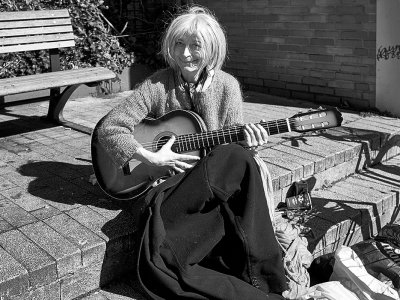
[136,144,287,300]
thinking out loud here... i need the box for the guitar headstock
[290,107,343,133]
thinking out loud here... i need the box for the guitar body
[91,110,207,200]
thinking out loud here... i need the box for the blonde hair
[161,6,227,72]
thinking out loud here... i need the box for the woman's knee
[210,144,253,163]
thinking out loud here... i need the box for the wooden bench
[0,9,116,132]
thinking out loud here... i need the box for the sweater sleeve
[96,80,152,167]
[224,75,244,128]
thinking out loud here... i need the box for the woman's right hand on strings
[134,135,200,173]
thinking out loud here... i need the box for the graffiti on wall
[377,45,400,61]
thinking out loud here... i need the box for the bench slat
[0,18,71,29]
[0,33,75,46]
[0,25,73,37]
[0,9,70,21]
[0,40,75,53]
[0,68,116,96]
[0,68,109,85]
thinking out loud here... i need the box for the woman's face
[173,34,204,82]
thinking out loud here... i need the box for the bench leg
[46,84,92,134]
[47,84,80,123]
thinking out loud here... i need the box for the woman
[97,6,287,300]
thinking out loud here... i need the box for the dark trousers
[136,144,287,300]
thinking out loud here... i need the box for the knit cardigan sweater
[97,67,244,167]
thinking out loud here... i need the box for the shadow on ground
[18,160,147,299]
[0,107,57,138]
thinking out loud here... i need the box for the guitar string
[138,118,299,150]
[136,119,296,148]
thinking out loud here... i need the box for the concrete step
[242,92,400,205]
[296,155,400,258]
[0,125,140,300]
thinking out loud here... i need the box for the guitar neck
[171,117,292,153]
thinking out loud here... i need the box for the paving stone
[61,136,90,149]
[317,136,354,166]
[0,174,18,191]
[0,215,13,233]
[1,187,48,212]
[309,193,362,236]
[273,143,326,174]
[312,155,370,190]
[71,176,107,198]
[331,126,381,155]
[9,281,60,300]
[0,229,57,288]
[98,281,147,300]
[334,180,392,217]
[59,262,104,300]
[0,148,21,164]
[347,175,398,214]
[263,161,292,190]
[0,246,29,298]
[0,197,38,227]
[258,148,304,182]
[44,213,106,267]
[88,201,123,221]
[44,163,88,181]
[66,206,110,242]
[34,182,91,211]
[81,291,108,300]
[1,170,46,191]
[19,221,81,278]
[15,160,53,178]
[355,118,399,135]
[30,204,62,220]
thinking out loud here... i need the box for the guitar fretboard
[168,118,292,153]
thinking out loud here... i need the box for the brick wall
[195,0,376,109]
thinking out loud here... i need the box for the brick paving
[0,91,399,299]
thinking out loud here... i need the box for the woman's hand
[134,136,200,173]
[243,120,269,148]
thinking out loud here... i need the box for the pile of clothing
[277,222,400,300]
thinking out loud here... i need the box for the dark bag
[351,240,400,289]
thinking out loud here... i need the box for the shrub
[0,0,134,78]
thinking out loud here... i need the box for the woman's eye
[176,41,184,46]
[192,44,201,50]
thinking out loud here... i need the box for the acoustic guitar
[91,108,343,200]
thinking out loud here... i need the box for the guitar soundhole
[154,132,176,152]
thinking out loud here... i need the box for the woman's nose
[183,45,191,57]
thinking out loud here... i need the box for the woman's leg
[137,144,286,300]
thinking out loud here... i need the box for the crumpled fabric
[298,281,361,300]
[253,154,314,299]
[274,221,314,299]
[253,154,276,226]
[330,245,400,300]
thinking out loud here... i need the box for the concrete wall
[195,0,376,109]
[376,0,400,116]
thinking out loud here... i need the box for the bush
[0,0,134,78]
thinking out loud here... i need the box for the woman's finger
[175,160,194,170]
[177,153,201,161]
[249,123,263,145]
[163,135,176,150]
[244,124,255,146]
[256,124,269,144]
[173,165,185,173]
